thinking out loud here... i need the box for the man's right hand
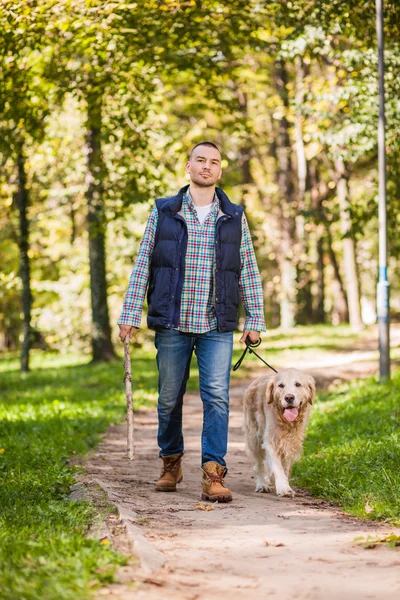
[119,325,137,342]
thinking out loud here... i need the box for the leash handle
[232,336,259,371]
[232,336,278,373]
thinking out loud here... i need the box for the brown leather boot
[201,461,232,503]
[155,453,183,492]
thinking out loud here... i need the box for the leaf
[376,534,400,548]
[265,541,285,547]
[195,503,214,511]
[353,534,400,550]
[364,501,374,514]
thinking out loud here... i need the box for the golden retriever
[243,368,316,497]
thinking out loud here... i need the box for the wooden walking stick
[123,336,135,460]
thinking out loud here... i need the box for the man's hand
[240,330,260,344]
[119,325,136,342]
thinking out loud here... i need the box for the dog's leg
[265,442,295,497]
[282,456,293,479]
[247,435,271,493]
[253,454,272,493]
[244,404,272,493]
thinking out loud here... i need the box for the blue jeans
[154,328,234,467]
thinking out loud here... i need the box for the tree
[0,2,53,370]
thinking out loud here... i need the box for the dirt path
[81,336,400,600]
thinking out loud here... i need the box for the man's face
[185,146,222,188]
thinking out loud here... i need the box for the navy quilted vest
[147,185,243,332]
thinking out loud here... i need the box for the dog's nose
[284,394,295,404]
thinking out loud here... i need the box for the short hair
[189,141,221,160]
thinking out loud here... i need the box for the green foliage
[1,1,400,350]
[294,370,400,525]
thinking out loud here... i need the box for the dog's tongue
[283,407,299,422]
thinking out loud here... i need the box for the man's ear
[307,376,316,405]
[266,378,275,404]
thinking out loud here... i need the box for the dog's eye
[278,383,284,388]
[295,382,301,387]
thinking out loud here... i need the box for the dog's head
[265,368,316,423]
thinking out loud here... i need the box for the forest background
[1,0,399,370]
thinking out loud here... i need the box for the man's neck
[189,184,216,207]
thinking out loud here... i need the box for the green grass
[293,370,400,525]
[0,350,161,600]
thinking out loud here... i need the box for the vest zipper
[214,214,231,331]
[172,213,187,328]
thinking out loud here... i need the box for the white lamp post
[375,0,390,381]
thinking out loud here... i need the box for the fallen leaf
[353,533,400,550]
[195,503,214,511]
[143,578,165,587]
[265,541,285,547]
[364,501,374,514]
[385,535,400,548]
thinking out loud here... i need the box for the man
[118,142,266,503]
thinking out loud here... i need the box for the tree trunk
[315,234,326,322]
[309,162,325,323]
[294,57,313,324]
[275,59,296,329]
[85,96,115,361]
[236,90,254,210]
[70,199,77,244]
[294,57,307,202]
[335,158,363,330]
[16,147,32,372]
[324,222,349,323]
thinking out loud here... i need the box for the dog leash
[232,337,278,373]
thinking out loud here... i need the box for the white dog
[243,368,316,497]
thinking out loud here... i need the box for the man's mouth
[283,407,299,422]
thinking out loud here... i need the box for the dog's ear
[307,376,316,405]
[266,378,275,404]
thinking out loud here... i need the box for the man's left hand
[239,330,260,344]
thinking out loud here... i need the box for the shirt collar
[184,188,219,214]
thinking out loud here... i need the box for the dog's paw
[276,484,295,498]
[255,476,272,493]
[255,483,272,493]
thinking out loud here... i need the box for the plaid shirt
[118,190,266,333]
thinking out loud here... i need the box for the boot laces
[201,468,226,486]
